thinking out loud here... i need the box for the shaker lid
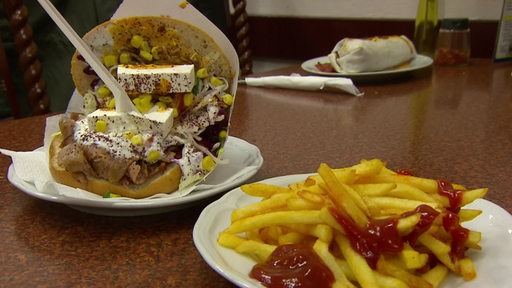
[441,18,469,30]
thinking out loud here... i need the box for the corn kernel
[210,76,224,87]
[130,35,144,48]
[124,130,134,139]
[95,120,107,133]
[173,109,179,118]
[106,98,116,109]
[156,102,166,110]
[221,93,233,106]
[140,50,153,62]
[196,68,208,79]
[131,134,143,145]
[97,86,111,98]
[151,46,161,60]
[179,1,188,8]
[183,93,194,107]
[219,130,227,139]
[133,94,153,113]
[201,155,216,172]
[103,55,118,68]
[103,191,121,198]
[142,94,152,101]
[147,150,161,163]
[140,41,150,52]
[119,52,131,64]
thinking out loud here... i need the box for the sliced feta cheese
[86,108,174,137]
[140,110,174,136]
[117,64,195,94]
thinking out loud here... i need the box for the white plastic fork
[37,0,139,114]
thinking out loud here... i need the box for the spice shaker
[434,18,471,65]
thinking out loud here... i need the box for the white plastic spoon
[37,0,139,114]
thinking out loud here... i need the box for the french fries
[218,159,488,288]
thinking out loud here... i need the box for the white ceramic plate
[301,54,433,77]
[193,174,512,288]
[7,137,263,216]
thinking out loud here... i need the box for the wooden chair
[2,0,49,118]
[229,0,253,76]
[0,37,21,118]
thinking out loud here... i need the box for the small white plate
[193,174,512,288]
[301,54,433,77]
[7,137,263,216]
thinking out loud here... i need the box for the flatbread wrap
[327,35,417,73]
[49,16,236,199]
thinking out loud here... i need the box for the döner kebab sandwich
[49,16,236,199]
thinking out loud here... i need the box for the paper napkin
[243,74,363,96]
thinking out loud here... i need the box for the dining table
[0,57,511,287]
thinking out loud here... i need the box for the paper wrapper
[244,74,363,96]
[2,0,242,201]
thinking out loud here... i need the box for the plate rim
[301,54,433,77]
[193,173,512,288]
[7,136,263,213]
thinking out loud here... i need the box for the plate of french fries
[193,159,512,288]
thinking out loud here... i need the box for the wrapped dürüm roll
[328,35,416,73]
